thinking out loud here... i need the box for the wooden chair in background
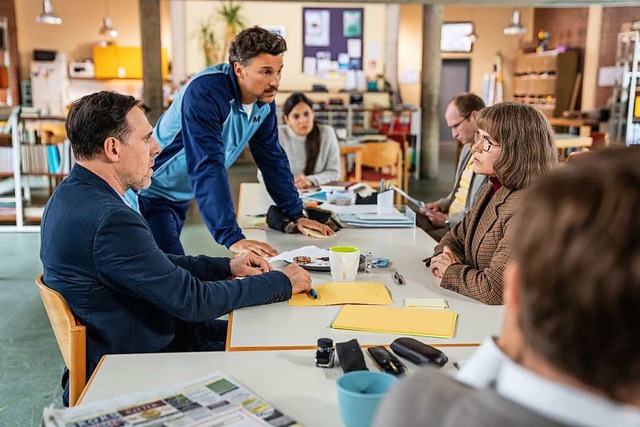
[35,274,86,406]
[386,133,411,192]
[354,141,404,204]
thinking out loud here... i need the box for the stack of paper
[338,211,414,228]
[331,305,458,338]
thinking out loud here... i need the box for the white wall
[183,1,386,92]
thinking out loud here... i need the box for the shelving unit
[610,31,640,146]
[512,50,579,118]
[0,110,71,232]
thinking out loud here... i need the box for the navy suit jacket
[40,165,291,402]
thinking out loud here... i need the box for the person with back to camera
[136,26,333,257]
[258,92,341,189]
[39,91,313,406]
[375,146,640,427]
[425,102,559,305]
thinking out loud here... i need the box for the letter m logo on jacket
[252,116,261,123]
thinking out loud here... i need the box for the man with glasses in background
[418,93,488,241]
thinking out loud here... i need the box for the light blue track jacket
[140,64,302,248]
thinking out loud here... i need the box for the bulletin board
[302,7,364,74]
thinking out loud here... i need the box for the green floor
[0,142,455,425]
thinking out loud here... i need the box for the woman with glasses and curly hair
[425,102,559,305]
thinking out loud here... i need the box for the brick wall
[534,8,588,52]
[597,6,640,108]
[0,0,19,105]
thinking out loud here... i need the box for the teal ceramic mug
[336,371,398,427]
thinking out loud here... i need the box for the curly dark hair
[228,26,287,66]
[66,91,141,160]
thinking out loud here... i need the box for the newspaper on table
[42,371,301,427]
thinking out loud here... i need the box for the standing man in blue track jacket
[138,26,333,256]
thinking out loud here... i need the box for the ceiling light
[99,17,118,38]
[36,0,62,25]
[504,10,526,36]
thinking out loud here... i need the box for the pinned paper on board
[305,10,330,47]
[288,282,392,306]
[347,39,362,59]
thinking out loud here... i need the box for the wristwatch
[293,208,309,222]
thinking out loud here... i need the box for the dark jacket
[40,165,291,401]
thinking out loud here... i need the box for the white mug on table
[330,246,360,282]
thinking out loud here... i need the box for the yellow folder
[331,305,458,338]
[288,282,392,306]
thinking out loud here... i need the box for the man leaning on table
[418,93,488,241]
[39,91,313,407]
[374,147,640,427]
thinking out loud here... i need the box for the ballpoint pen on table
[392,271,406,286]
[309,288,318,299]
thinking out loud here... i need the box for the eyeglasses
[473,132,500,152]
[449,114,471,130]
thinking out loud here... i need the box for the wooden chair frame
[36,274,86,406]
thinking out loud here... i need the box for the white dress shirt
[496,358,640,427]
[456,336,509,388]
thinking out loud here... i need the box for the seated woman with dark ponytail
[260,92,341,189]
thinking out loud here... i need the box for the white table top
[227,226,504,350]
[80,347,477,426]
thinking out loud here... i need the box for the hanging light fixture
[99,17,118,38]
[36,0,62,25]
[503,10,526,36]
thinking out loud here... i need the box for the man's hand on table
[425,210,448,228]
[229,252,273,277]
[282,264,312,294]
[294,218,335,237]
[230,239,278,257]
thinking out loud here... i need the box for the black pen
[392,271,406,286]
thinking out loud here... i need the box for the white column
[582,6,603,110]
[170,0,187,85]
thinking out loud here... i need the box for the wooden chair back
[35,274,86,406]
[361,141,404,203]
[361,141,402,172]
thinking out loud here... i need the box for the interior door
[439,59,470,141]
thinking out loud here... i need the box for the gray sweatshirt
[258,124,341,186]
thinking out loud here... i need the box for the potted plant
[218,1,246,62]
[198,17,219,67]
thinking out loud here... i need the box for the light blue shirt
[497,359,640,427]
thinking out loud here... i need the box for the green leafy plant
[218,1,246,62]
[198,17,219,67]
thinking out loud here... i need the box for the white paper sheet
[347,39,362,58]
[269,245,330,263]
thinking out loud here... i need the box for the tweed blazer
[431,183,523,305]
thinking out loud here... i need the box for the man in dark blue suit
[40,91,312,406]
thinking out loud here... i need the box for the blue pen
[380,178,385,192]
[309,288,318,299]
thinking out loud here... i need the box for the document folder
[331,305,458,338]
